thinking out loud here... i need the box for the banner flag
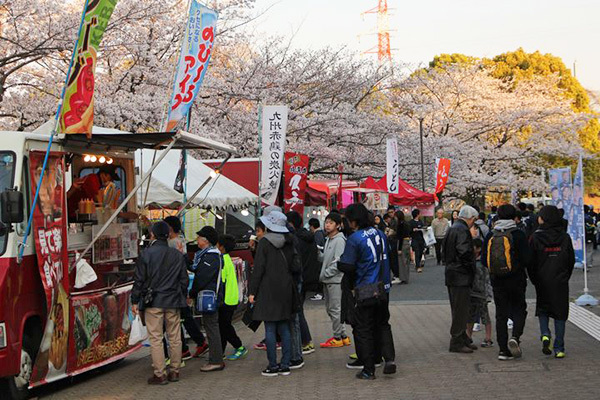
[434,158,451,194]
[548,167,572,210]
[59,0,119,137]
[571,158,585,266]
[259,105,288,205]
[165,1,218,132]
[28,152,71,386]
[283,152,309,214]
[386,139,399,194]
[174,150,187,193]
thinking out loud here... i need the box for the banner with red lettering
[164,1,218,132]
[283,152,309,214]
[29,152,71,386]
[434,158,451,194]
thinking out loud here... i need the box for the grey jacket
[318,232,346,284]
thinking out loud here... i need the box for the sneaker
[165,358,171,367]
[346,360,382,369]
[320,337,344,348]
[261,366,279,377]
[498,351,514,361]
[254,341,267,350]
[467,343,478,351]
[182,350,192,361]
[290,359,305,370]
[278,367,291,376]
[391,277,402,285]
[508,337,522,358]
[302,343,315,355]
[472,323,481,332]
[194,342,209,357]
[276,342,282,350]
[349,353,358,360]
[310,293,324,301]
[167,371,179,382]
[555,351,566,359]
[480,340,494,348]
[449,346,473,354]
[417,268,423,273]
[541,336,552,355]
[180,360,186,368]
[356,370,376,380]
[342,336,352,346]
[200,362,225,372]
[226,346,249,361]
[147,375,168,385]
[383,361,397,375]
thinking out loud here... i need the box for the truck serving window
[79,166,127,204]
[0,152,16,255]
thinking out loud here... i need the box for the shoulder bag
[196,254,223,314]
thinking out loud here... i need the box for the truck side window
[16,157,31,237]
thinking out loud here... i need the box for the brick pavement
[35,300,600,400]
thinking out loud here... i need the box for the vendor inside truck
[67,164,120,219]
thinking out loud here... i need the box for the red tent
[361,175,437,206]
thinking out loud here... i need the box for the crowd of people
[130,199,582,385]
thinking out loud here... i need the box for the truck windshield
[0,152,16,255]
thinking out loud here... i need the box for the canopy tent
[136,150,257,210]
[306,179,360,209]
[362,175,437,206]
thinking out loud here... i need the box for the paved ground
[34,252,600,400]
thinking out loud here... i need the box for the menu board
[92,223,139,264]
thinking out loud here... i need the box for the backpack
[486,228,518,277]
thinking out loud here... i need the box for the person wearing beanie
[131,221,189,385]
[529,205,575,359]
[442,205,478,354]
[189,225,225,372]
[481,204,532,361]
[317,212,350,348]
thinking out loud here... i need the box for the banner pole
[17,0,91,264]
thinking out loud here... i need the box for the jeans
[298,283,313,344]
[539,313,566,352]
[353,295,395,374]
[290,313,303,362]
[492,274,528,353]
[447,286,471,351]
[265,321,292,369]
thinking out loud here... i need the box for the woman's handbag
[196,256,223,314]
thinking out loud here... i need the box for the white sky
[242,0,600,90]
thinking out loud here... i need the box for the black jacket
[249,233,299,322]
[295,227,321,292]
[442,219,475,287]
[529,225,575,320]
[189,248,223,301]
[132,240,188,309]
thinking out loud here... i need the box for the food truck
[0,129,237,399]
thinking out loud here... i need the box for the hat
[458,205,478,219]
[98,164,120,181]
[260,211,289,233]
[539,205,562,227]
[263,205,282,216]
[151,221,170,240]
[196,226,219,246]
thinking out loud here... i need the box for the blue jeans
[290,313,303,362]
[538,313,566,352]
[265,321,291,369]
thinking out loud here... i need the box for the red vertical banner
[283,152,309,214]
[434,158,451,194]
[336,164,344,208]
[28,152,71,385]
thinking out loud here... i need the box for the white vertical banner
[260,105,288,205]
[386,138,399,194]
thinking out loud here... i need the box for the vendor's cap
[260,210,289,233]
[196,226,219,245]
[151,221,170,240]
[98,164,120,181]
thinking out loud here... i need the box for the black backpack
[487,228,518,276]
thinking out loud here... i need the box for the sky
[241,0,600,90]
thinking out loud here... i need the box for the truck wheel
[0,334,35,400]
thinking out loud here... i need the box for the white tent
[136,149,257,210]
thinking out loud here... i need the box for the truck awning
[62,131,238,154]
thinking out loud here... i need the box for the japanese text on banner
[386,138,399,194]
[434,158,451,194]
[284,152,309,214]
[260,106,288,205]
[165,1,218,132]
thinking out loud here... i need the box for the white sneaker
[310,294,323,301]
[391,277,402,285]
[507,319,514,329]
[472,323,481,332]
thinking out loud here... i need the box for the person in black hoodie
[189,226,225,372]
[529,206,575,359]
[286,211,316,352]
[482,204,532,361]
